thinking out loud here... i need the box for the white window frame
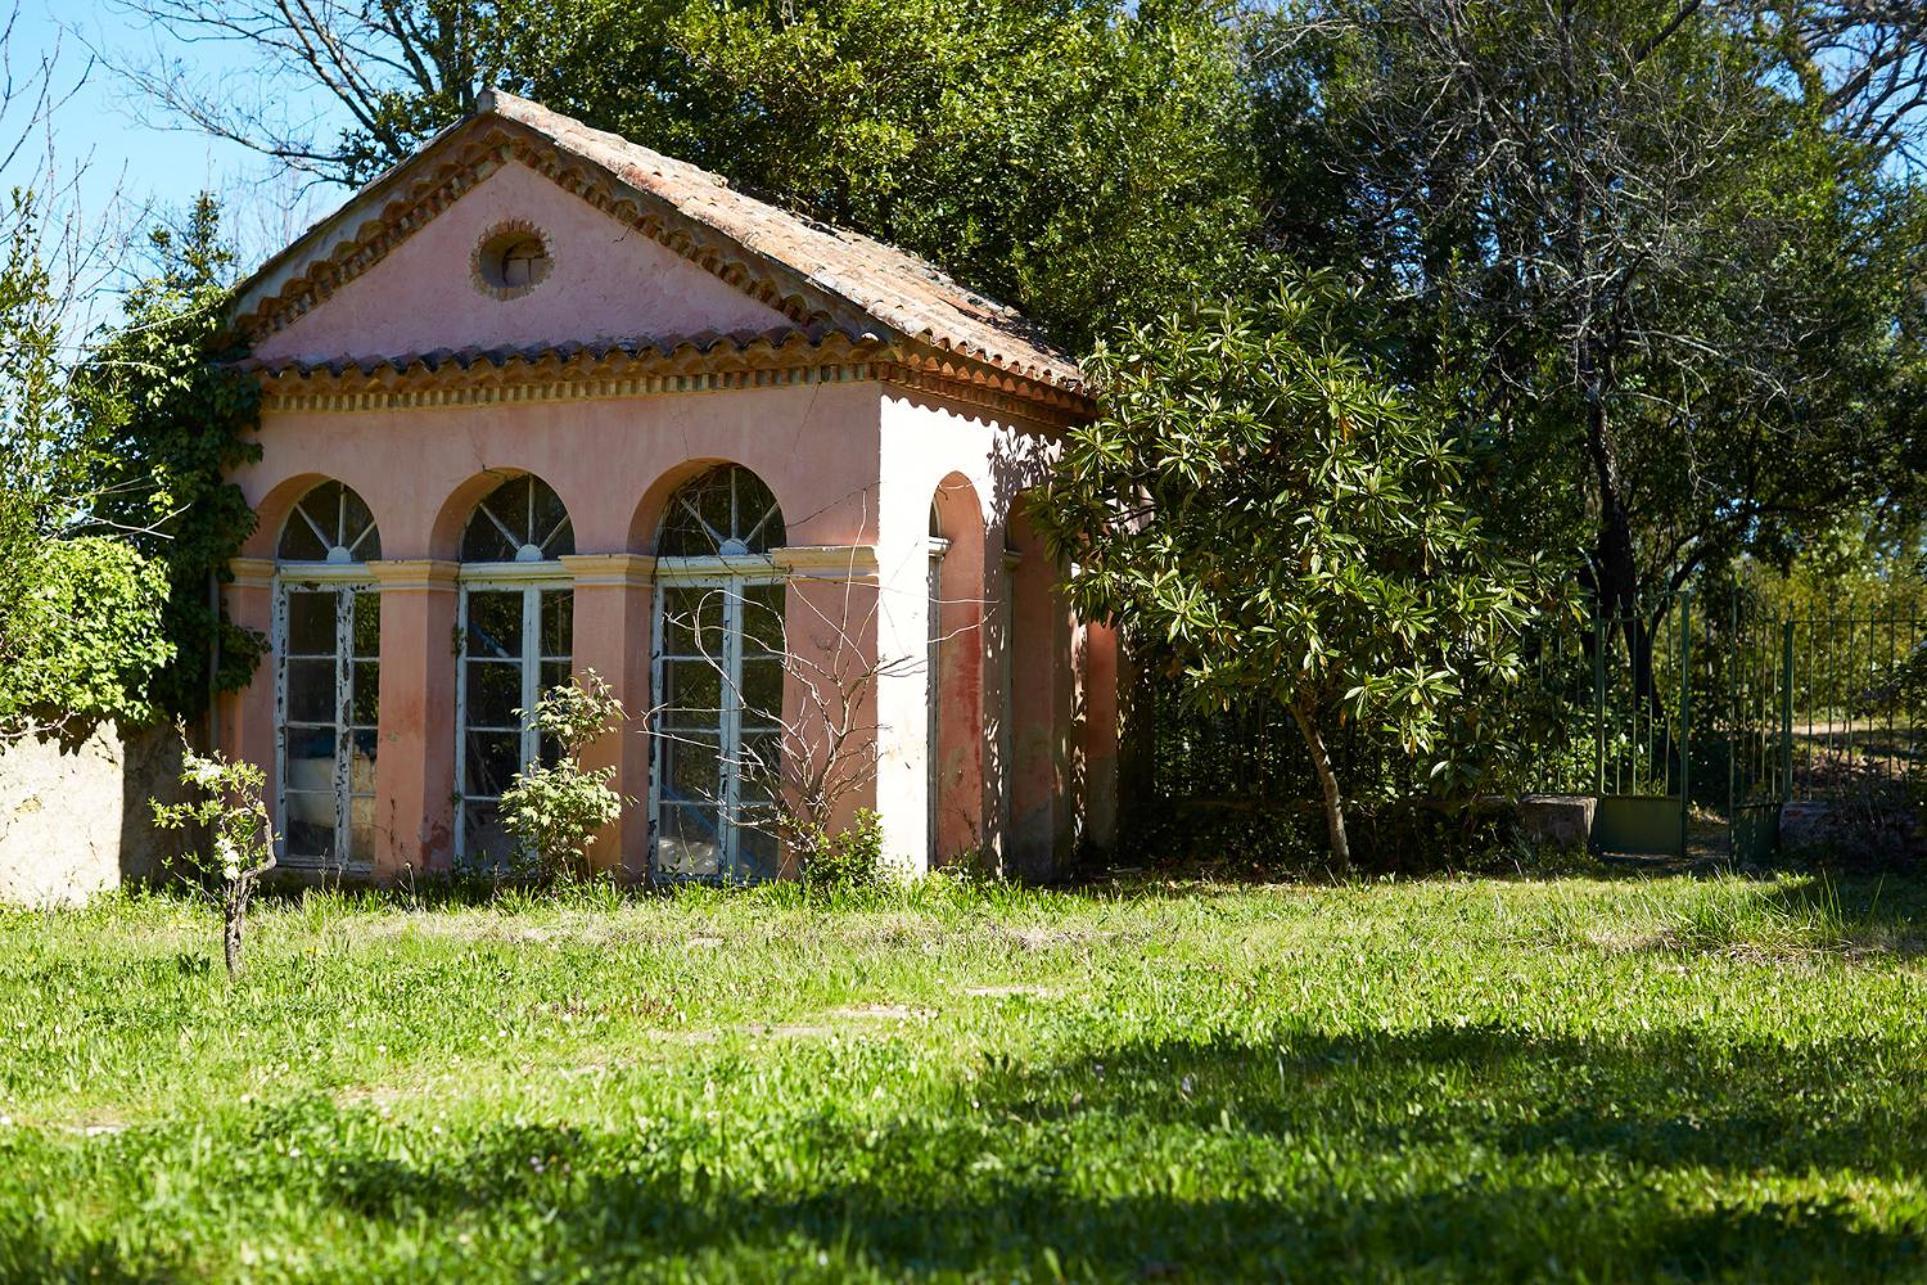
[454,561,573,864]
[927,535,949,861]
[273,563,378,873]
[650,558,786,883]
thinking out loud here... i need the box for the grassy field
[2,873,1926,1282]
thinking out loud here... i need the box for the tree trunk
[1583,380,1640,621]
[223,879,248,978]
[1289,698,1350,874]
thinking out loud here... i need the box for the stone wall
[0,723,187,907]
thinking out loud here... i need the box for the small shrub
[149,732,276,977]
[498,670,627,881]
[796,809,886,892]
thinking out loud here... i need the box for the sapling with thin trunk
[151,732,277,977]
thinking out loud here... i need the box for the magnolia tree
[151,736,276,977]
[1035,272,1537,870]
[498,669,627,880]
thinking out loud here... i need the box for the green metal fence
[1524,590,1924,859]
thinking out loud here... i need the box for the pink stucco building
[216,91,1118,882]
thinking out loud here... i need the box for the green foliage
[149,736,277,977]
[648,0,1258,349]
[794,807,886,892]
[1249,0,1927,607]
[497,671,627,880]
[0,193,173,737]
[1038,271,1537,862]
[3,876,1927,1276]
[0,538,173,734]
[146,0,1260,353]
[79,195,264,720]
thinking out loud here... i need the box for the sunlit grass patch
[2,873,1925,1279]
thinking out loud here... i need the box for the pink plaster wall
[238,382,883,560]
[256,161,789,362]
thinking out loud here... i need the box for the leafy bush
[0,536,172,738]
[1038,270,1539,870]
[795,808,886,892]
[497,671,627,881]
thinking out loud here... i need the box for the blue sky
[4,0,348,318]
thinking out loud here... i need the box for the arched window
[275,481,381,871]
[456,474,574,865]
[279,479,382,563]
[460,473,575,562]
[657,464,785,557]
[652,465,787,882]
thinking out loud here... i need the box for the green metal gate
[1588,593,1693,857]
[1532,591,1923,860]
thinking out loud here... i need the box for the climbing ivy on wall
[79,195,266,721]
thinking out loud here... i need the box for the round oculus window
[473,223,553,298]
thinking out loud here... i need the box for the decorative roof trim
[235,129,837,347]
[249,330,1084,428]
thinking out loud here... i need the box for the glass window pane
[463,477,526,561]
[342,490,380,561]
[286,658,338,724]
[661,733,719,806]
[740,584,786,655]
[533,488,572,556]
[465,730,522,798]
[349,729,378,793]
[463,802,510,864]
[540,661,572,702]
[284,792,336,860]
[286,592,336,656]
[658,806,722,878]
[737,730,782,799]
[661,660,721,724]
[285,727,336,795]
[349,795,375,864]
[734,825,780,882]
[735,471,784,551]
[741,657,784,724]
[279,494,333,561]
[661,587,723,658]
[466,660,522,729]
[466,591,523,659]
[352,661,379,726]
[540,590,572,658]
[352,591,380,657]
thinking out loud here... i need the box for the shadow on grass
[290,1026,1927,1277]
[10,1024,1919,1278]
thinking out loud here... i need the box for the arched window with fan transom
[651,464,788,882]
[455,474,576,865]
[275,480,382,870]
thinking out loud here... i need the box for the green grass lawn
[3,873,1926,1281]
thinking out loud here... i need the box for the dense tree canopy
[1250,0,1927,622]
[77,197,264,720]
[101,0,1927,833]
[119,0,1260,350]
[0,197,174,737]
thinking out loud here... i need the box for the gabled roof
[231,90,1086,411]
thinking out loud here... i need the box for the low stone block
[1517,794,1597,850]
[1779,801,1836,856]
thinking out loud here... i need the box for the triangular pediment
[232,92,1087,412]
[251,158,791,363]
